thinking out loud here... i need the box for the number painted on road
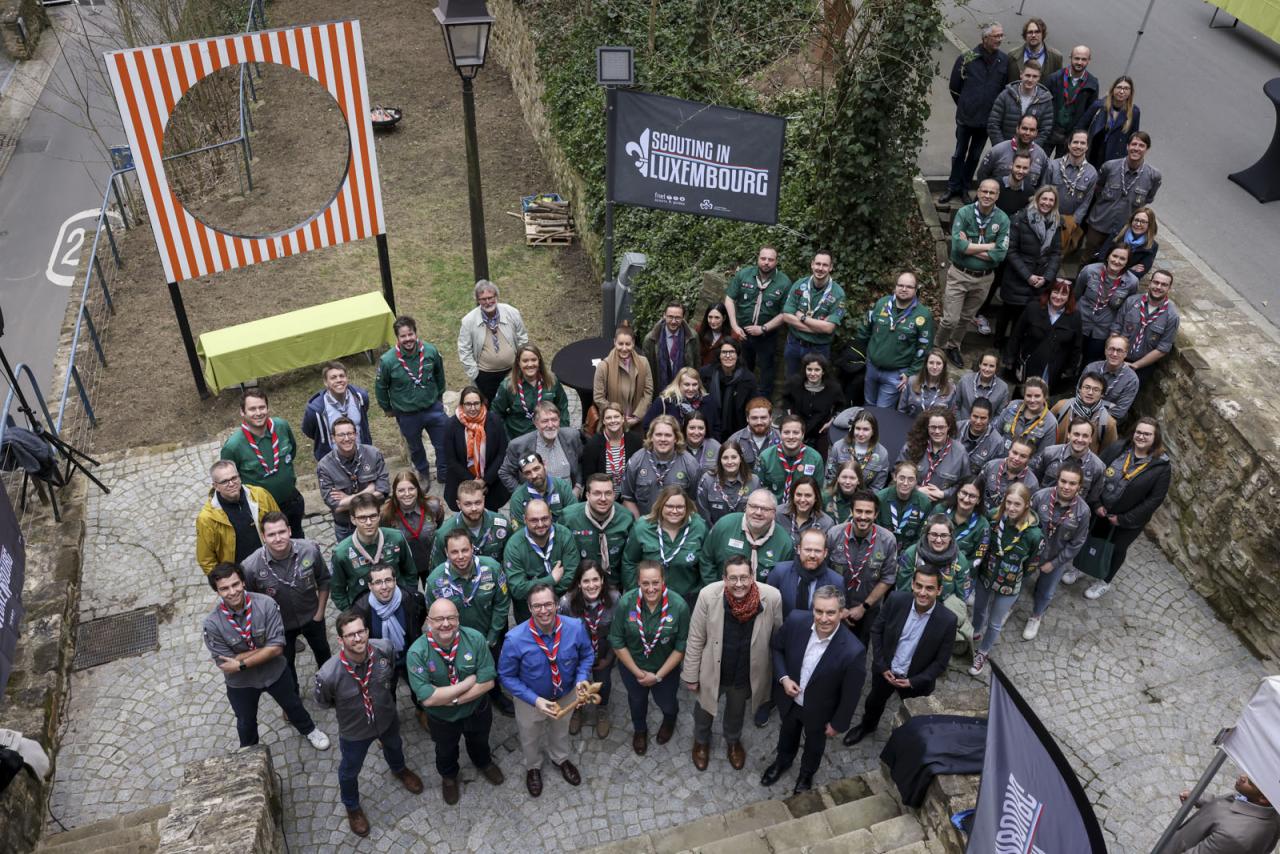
[46,209,119,288]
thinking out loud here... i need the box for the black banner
[0,485,24,699]
[610,89,785,224]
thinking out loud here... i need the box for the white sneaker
[975,314,993,336]
[306,728,331,750]
[1022,616,1041,640]
[1084,581,1111,600]
[967,652,987,676]
[1060,568,1082,585]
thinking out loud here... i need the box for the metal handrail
[0,362,59,453]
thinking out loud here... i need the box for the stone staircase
[36,804,169,854]
[586,774,942,854]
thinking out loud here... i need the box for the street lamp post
[434,0,494,283]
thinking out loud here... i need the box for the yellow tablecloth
[196,292,396,394]
[1208,0,1280,42]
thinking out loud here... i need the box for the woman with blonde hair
[1082,76,1140,168]
[492,343,569,439]
[580,401,643,489]
[593,322,654,431]
[968,482,1042,675]
[642,367,718,436]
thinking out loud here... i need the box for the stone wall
[157,745,283,854]
[0,0,49,61]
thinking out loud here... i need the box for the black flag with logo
[967,662,1107,853]
[0,484,25,700]
[609,89,785,224]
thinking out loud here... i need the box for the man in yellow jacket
[196,460,280,574]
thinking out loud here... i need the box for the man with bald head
[701,488,796,584]
[937,178,1010,369]
[1044,45,1099,158]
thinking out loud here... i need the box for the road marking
[46,209,100,288]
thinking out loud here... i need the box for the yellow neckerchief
[1121,449,1151,480]
[1006,401,1047,439]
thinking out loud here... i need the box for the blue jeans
[783,336,831,379]
[972,584,1017,656]
[742,328,780,398]
[1031,561,1068,618]
[618,666,679,733]
[338,716,407,809]
[863,361,905,408]
[395,401,448,482]
[947,123,988,194]
[225,668,315,747]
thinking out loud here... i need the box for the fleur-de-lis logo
[625,128,651,177]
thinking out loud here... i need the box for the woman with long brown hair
[492,343,570,440]
[380,470,447,582]
[442,385,509,510]
[969,482,1042,676]
[558,560,619,738]
[593,322,653,432]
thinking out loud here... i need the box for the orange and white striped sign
[105,20,385,284]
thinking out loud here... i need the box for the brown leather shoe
[568,709,583,735]
[395,767,424,794]
[441,776,459,805]
[557,760,582,786]
[480,764,505,785]
[595,713,611,739]
[632,731,648,755]
[727,742,747,773]
[656,718,675,745]
[526,769,543,797]
[692,741,709,771]
[347,807,370,837]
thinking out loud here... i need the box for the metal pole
[601,85,617,339]
[376,232,396,315]
[1016,0,1027,14]
[1124,0,1158,77]
[460,75,489,282]
[1150,738,1231,854]
[167,281,210,398]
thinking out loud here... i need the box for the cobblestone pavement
[47,442,1268,853]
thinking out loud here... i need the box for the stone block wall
[157,745,283,854]
[0,0,49,61]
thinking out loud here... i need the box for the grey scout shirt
[1075,264,1139,339]
[1030,488,1089,565]
[1083,360,1140,420]
[1114,295,1180,361]
[959,421,1007,475]
[979,458,1040,516]
[620,450,700,515]
[975,140,1049,186]
[203,591,287,690]
[1043,155,1098,219]
[316,444,389,529]
[242,539,330,631]
[825,522,898,606]
[314,638,398,741]
[906,441,970,499]
[726,426,780,470]
[955,372,1010,422]
[1088,159,1162,236]
[1029,443,1106,507]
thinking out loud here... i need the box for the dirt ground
[86,0,596,467]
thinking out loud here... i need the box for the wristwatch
[450,697,459,706]
[238,660,247,672]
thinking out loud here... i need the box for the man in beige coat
[681,555,783,772]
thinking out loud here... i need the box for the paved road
[0,2,119,394]
[923,0,1280,328]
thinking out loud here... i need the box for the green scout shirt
[423,556,510,645]
[856,295,936,376]
[978,515,1043,596]
[875,487,933,549]
[560,501,634,589]
[931,503,991,567]
[406,626,496,722]
[220,417,299,504]
[620,515,709,601]
[491,378,570,440]
[607,588,691,673]
[782,276,847,345]
[755,445,825,504]
[725,265,793,328]
[700,512,795,583]
[949,203,1010,273]
[329,527,417,610]
[894,545,972,601]
[508,477,577,527]
[430,511,511,567]
[375,341,447,414]
[502,523,580,622]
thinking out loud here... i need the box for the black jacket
[700,364,758,441]
[352,585,427,654]
[771,611,865,732]
[1044,68,1100,139]
[1002,209,1062,307]
[442,412,509,510]
[780,376,846,448]
[1099,441,1171,529]
[579,430,644,483]
[1093,236,1160,281]
[871,590,957,695]
[949,46,1010,128]
[1006,303,1082,384]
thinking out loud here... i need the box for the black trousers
[428,699,494,778]
[225,668,315,747]
[282,618,332,694]
[475,370,508,403]
[775,702,828,777]
[278,489,306,539]
[859,671,925,732]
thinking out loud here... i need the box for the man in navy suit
[844,566,956,746]
[761,586,865,794]
[766,529,845,617]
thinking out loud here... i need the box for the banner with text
[610,89,785,224]
[967,663,1107,853]
[1224,675,1280,809]
[0,485,26,699]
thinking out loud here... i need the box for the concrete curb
[0,20,61,181]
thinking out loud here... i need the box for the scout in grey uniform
[726,399,781,470]
[990,380,1059,456]
[620,415,700,516]
[825,489,898,645]
[959,405,1007,476]
[315,615,424,836]
[242,511,331,694]
[1030,426,1106,508]
[1022,462,1091,640]
[975,132,1049,186]
[202,563,329,750]
[827,407,890,490]
[316,416,389,542]
[978,439,1041,517]
[899,410,970,503]
[1042,131,1098,221]
[1113,270,1179,374]
[1086,133,1161,248]
[1084,335,1141,420]
[1074,256,1139,347]
[955,354,1010,421]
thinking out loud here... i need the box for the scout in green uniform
[620,486,709,603]
[876,463,933,550]
[608,561,691,753]
[970,483,1043,676]
[330,494,417,610]
[374,316,449,483]
[700,490,795,583]
[424,529,510,646]
[561,474,634,591]
[507,457,576,527]
[406,598,504,803]
[430,480,511,567]
[490,344,571,439]
[930,476,991,568]
[502,499,580,623]
[220,389,305,537]
[724,247,793,397]
[780,251,847,376]
[855,272,935,407]
[755,414,824,504]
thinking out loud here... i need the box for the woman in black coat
[442,386,509,510]
[1005,278,1082,394]
[699,338,757,441]
[780,353,845,454]
[1000,186,1062,348]
[580,402,645,488]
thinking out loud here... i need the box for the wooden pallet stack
[520,193,576,246]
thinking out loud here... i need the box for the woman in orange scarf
[443,386,510,510]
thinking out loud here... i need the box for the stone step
[694,792,902,854]
[801,818,930,854]
[650,799,793,853]
[867,814,926,851]
[38,804,168,853]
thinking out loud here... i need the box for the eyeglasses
[214,475,241,486]
[926,532,951,541]
[427,616,458,625]
[341,629,368,640]
[529,602,557,611]
[354,514,381,522]
[726,576,752,586]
